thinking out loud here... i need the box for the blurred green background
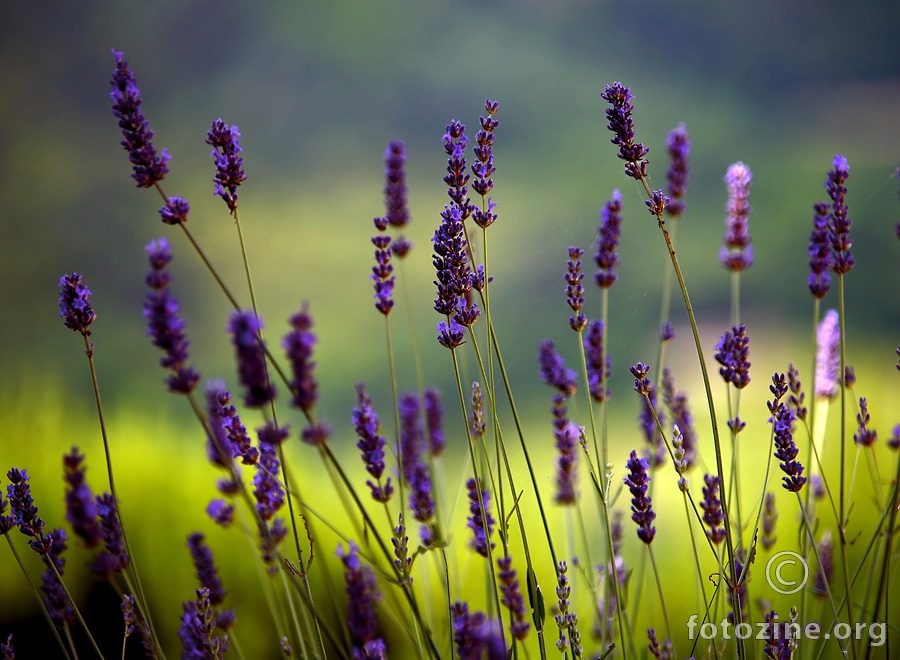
[2,1,899,657]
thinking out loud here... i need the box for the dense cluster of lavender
[1,51,898,660]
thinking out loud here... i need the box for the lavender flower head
[159,196,190,225]
[466,477,496,557]
[601,82,649,180]
[539,340,577,398]
[665,123,690,218]
[715,324,751,389]
[451,602,507,660]
[700,474,726,544]
[424,388,445,456]
[854,397,877,447]
[813,530,833,598]
[384,141,409,228]
[624,450,656,544]
[472,99,499,229]
[58,273,97,336]
[808,202,832,297]
[398,394,435,543]
[443,120,473,217]
[352,383,393,503]
[228,310,275,408]
[661,368,697,469]
[554,419,581,505]
[594,190,623,289]
[827,155,854,275]
[565,246,587,331]
[584,319,611,403]
[283,303,319,413]
[94,492,130,577]
[110,50,170,188]
[761,491,778,551]
[187,532,227,607]
[1,634,13,660]
[337,541,384,652]
[433,203,479,345]
[371,217,395,315]
[497,555,530,640]
[719,162,754,271]
[144,238,200,394]
[815,309,840,398]
[206,119,247,213]
[63,448,102,548]
[772,392,806,492]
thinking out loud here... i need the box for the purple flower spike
[472,100,500,229]
[206,119,247,214]
[815,310,840,398]
[1,634,14,660]
[772,394,806,493]
[814,530,833,598]
[58,273,97,336]
[187,532,227,606]
[371,221,395,315]
[40,529,73,625]
[595,190,623,289]
[808,202,832,297]
[159,196,190,225]
[854,397,877,447]
[665,123,690,218]
[565,247,587,331]
[719,162,754,271]
[827,155,854,275]
[700,474,726,544]
[624,450,656,544]
[889,424,900,451]
[179,588,229,659]
[601,82,649,180]
[337,541,384,653]
[352,384,393,503]
[451,603,507,660]
[584,319,611,403]
[715,324,751,389]
[253,440,285,521]
[94,492,129,577]
[424,388,445,456]
[497,555,530,640]
[761,492,777,551]
[283,303,319,414]
[110,50,170,188]
[630,362,652,395]
[443,121,473,218]
[661,368,697,469]
[63,448,102,548]
[437,319,466,349]
[554,420,580,505]
[144,238,200,394]
[398,394,435,541]
[384,141,409,228]
[206,499,234,528]
[466,477,496,557]
[6,468,44,541]
[645,190,669,217]
[228,310,275,408]
[433,203,479,333]
[539,340,577,398]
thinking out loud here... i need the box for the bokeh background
[2,1,899,657]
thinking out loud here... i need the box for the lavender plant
[3,52,899,660]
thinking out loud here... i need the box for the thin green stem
[637,173,744,659]
[81,335,164,659]
[836,274,858,660]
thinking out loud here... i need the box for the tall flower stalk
[602,80,743,657]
